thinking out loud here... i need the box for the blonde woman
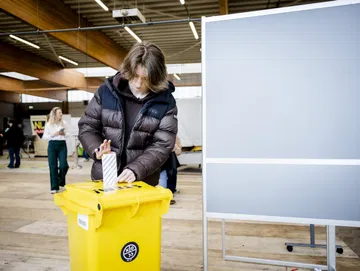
[43,107,69,194]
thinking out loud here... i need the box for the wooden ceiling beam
[0,90,20,103]
[219,0,229,15]
[0,76,67,101]
[0,74,102,98]
[0,75,24,91]
[22,90,68,101]
[0,0,127,69]
[24,81,62,89]
[0,43,87,89]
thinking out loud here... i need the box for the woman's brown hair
[120,41,168,93]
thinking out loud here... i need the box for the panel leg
[327,225,336,271]
[222,219,226,259]
[203,217,208,271]
[310,224,315,247]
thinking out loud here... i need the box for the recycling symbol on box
[121,242,139,262]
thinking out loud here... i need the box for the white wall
[69,102,88,118]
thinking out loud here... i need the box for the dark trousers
[165,152,180,193]
[83,151,89,159]
[166,167,178,193]
[48,141,69,191]
[8,147,20,168]
[0,137,3,156]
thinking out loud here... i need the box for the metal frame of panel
[201,1,360,270]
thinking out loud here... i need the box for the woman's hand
[94,139,111,160]
[117,169,136,183]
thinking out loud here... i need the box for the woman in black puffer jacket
[78,41,178,186]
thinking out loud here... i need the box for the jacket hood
[105,72,175,104]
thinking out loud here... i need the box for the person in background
[0,130,4,156]
[3,119,24,168]
[78,41,178,186]
[159,135,182,204]
[79,142,90,162]
[83,151,90,162]
[43,107,69,194]
[168,135,182,193]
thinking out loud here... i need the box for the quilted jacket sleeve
[78,89,103,159]
[125,106,178,180]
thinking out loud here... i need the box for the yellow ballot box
[54,181,172,271]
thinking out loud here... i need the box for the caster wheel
[336,248,344,254]
[287,246,293,252]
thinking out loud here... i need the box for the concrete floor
[0,153,359,271]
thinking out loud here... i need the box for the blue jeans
[159,170,168,188]
[8,147,20,168]
[83,151,89,159]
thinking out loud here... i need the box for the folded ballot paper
[102,152,118,192]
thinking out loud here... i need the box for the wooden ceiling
[0,0,330,100]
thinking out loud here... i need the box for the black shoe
[170,199,176,205]
[14,165,20,168]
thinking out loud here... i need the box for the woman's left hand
[117,169,136,183]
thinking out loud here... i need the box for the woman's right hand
[95,139,111,160]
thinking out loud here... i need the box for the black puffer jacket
[4,125,24,149]
[78,74,178,186]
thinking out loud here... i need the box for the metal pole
[203,216,208,271]
[310,224,315,247]
[327,225,336,271]
[0,18,202,36]
[222,219,226,259]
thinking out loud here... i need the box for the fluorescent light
[95,0,109,11]
[9,35,40,49]
[173,73,181,80]
[59,56,78,66]
[124,26,142,43]
[189,21,199,40]
[179,0,185,4]
[74,67,117,77]
[0,72,39,81]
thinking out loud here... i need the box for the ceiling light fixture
[9,35,40,49]
[174,74,181,80]
[59,56,78,66]
[179,0,185,4]
[95,0,109,11]
[124,26,142,43]
[189,21,199,40]
[0,72,39,81]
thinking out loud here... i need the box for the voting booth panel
[202,1,360,270]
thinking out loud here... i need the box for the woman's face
[55,109,63,121]
[129,65,149,94]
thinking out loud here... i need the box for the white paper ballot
[102,152,117,190]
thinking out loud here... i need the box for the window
[173,86,201,99]
[21,94,60,103]
[68,90,94,102]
